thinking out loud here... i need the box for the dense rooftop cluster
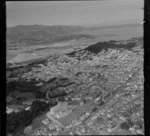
[6,38,144,136]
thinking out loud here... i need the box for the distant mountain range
[7,23,141,47]
[6,25,95,46]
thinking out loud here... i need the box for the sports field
[57,105,88,126]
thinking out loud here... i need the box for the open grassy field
[57,105,88,126]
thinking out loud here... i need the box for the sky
[6,0,144,27]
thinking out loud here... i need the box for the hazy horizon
[6,0,143,27]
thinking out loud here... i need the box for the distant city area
[6,1,144,135]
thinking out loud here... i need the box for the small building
[84,96,93,100]
[72,97,81,101]
[50,101,72,119]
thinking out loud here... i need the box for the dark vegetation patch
[46,77,57,84]
[14,58,48,68]
[120,119,134,130]
[7,58,48,71]
[7,58,48,80]
[66,50,80,57]
[134,120,144,130]
[84,41,136,54]
[7,65,24,71]
[45,77,75,91]
[66,49,94,59]
[75,71,83,76]
[7,67,32,78]
[6,80,45,99]
[7,75,74,102]
[48,91,68,99]
[43,77,75,98]
[28,58,48,66]
[6,100,57,135]
[67,39,140,59]
[57,97,66,102]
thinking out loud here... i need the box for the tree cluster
[6,80,45,99]
[6,100,57,134]
[85,41,136,54]
[120,119,134,130]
